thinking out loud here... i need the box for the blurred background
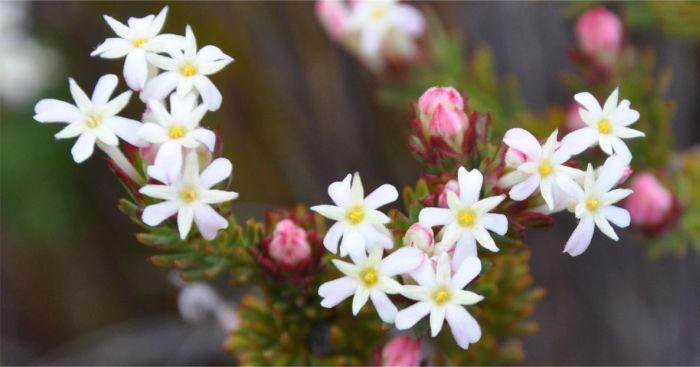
[1,1,699,365]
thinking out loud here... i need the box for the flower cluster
[500,88,644,256]
[315,0,425,71]
[33,7,237,241]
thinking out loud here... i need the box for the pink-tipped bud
[418,87,469,147]
[575,7,623,66]
[403,223,434,255]
[381,336,421,367]
[565,103,586,132]
[437,179,459,208]
[315,0,349,40]
[269,219,312,267]
[625,173,673,228]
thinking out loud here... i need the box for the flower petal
[34,99,82,123]
[418,207,454,227]
[310,205,345,221]
[364,184,398,210]
[602,87,619,116]
[142,200,179,226]
[140,184,177,200]
[71,132,96,163]
[602,188,633,206]
[101,90,132,117]
[352,286,370,315]
[429,306,446,337]
[189,128,216,151]
[380,247,423,277]
[193,204,228,240]
[395,301,431,330]
[574,92,602,114]
[457,167,482,204]
[370,290,398,323]
[472,225,499,252]
[602,206,630,228]
[93,127,119,146]
[91,37,131,58]
[319,277,357,308]
[452,233,476,269]
[400,285,430,301]
[503,128,542,161]
[446,305,481,349]
[339,229,365,257]
[91,74,118,105]
[435,253,451,284]
[55,122,88,139]
[177,205,195,239]
[480,213,508,236]
[596,155,627,193]
[540,179,555,209]
[146,53,179,71]
[472,195,505,215]
[594,214,618,241]
[452,290,484,306]
[124,49,149,90]
[69,78,93,113]
[193,75,222,111]
[409,259,435,287]
[200,189,238,204]
[147,140,183,184]
[198,158,232,189]
[509,174,540,201]
[323,221,344,254]
[451,257,481,290]
[103,15,132,39]
[564,215,595,256]
[138,122,169,144]
[329,174,352,207]
[141,71,180,102]
[105,116,144,146]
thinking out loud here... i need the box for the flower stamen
[586,198,600,211]
[432,287,452,305]
[181,64,197,77]
[132,38,145,48]
[85,113,103,128]
[180,186,198,203]
[457,209,475,227]
[347,206,365,225]
[169,126,186,139]
[361,268,378,286]
[598,119,612,134]
[538,161,552,177]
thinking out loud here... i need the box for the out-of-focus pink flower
[625,173,673,228]
[575,7,623,65]
[565,103,586,132]
[437,179,459,208]
[403,223,434,255]
[269,219,312,267]
[418,87,469,148]
[315,0,349,40]
[380,335,421,367]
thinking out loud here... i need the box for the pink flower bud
[403,223,434,254]
[418,87,469,146]
[381,336,421,367]
[437,179,459,208]
[625,173,673,228]
[269,219,312,267]
[315,0,349,40]
[565,103,586,132]
[575,7,623,65]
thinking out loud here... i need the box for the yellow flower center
[433,287,452,305]
[598,119,612,134]
[586,198,600,211]
[372,7,387,20]
[538,161,552,177]
[169,126,186,139]
[85,113,103,128]
[457,209,476,227]
[133,38,145,48]
[361,268,378,286]
[180,186,199,203]
[181,64,197,77]
[347,206,365,225]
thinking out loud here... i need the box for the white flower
[558,155,633,256]
[562,88,644,160]
[140,151,238,240]
[318,246,423,323]
[395,253,483,350]
[418,167,507,267]
[500,128,584,210]
[139,93,216,181]
[92,7,185,91]
[344,0,424,70]
[34,74,143,163]
[311,173,398,257]
[141,25,233,111]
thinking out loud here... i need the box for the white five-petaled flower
[500,128,584,210]
[311,173,398,257]
[558,155,633,256]
[91,7,185,91]
[139,93,216,182]
[344,0,424,70]
[34,74,143,163]
[141,25,233,111]
[318,246,423,323]
[140,151,238,240]
[419,167,507,267]
[562,88,644,160]
[396,253,483,350]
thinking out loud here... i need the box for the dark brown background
[2,2,699,365]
